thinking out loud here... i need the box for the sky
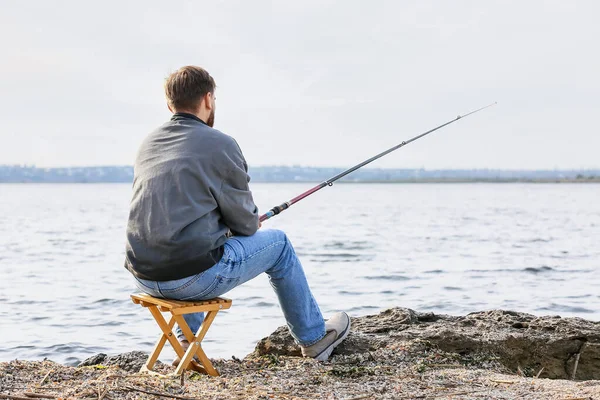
[0,0,598,169]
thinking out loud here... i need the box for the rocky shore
[1,308,599,399]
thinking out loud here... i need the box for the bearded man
[125,66,350,364]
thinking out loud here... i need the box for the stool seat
[131,293,232,313]
[131,293,232,376]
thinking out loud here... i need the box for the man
[125,66,350,363]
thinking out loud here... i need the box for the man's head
[165,66,216,127]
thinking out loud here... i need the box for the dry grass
[1,344,599,400]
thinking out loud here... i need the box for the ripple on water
[255,301,276,308]
[421,303,453,311]
[469,275,486,279]
[536,303,595,314]
[32,343,109,366]
[117,313,137,318]
[323,241,372,251]
[563,294,592,299]
[347,305,380,313]
[548,254,569,259]
[92,298,122,305]
[523,266,554,273]
[526,238,553,243]
[315,257,375,263]
[365,275,410,281]
[63,356,81,365]
[338,290,364,295]
[237,296,263,301]
[12,299,52,305]
[305,252,363,258]
[12,345,36,350]
[306,252,375,263]
[29,316,50,322]
[424,269,444,274]
[467,268,511,273]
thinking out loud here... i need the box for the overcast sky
[1,1,598,169]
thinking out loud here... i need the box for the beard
[207,109,215,127]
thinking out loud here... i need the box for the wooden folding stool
[131,293,232,376]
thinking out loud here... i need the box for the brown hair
[164,66,216,111]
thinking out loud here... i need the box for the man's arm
[216,139,259,236]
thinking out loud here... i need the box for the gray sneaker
[172,339,200,367]
[301,312,351,361]
[172,339,190,367]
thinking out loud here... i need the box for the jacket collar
[171,112,207,125]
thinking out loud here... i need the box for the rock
[253,326,302,357]
[250,308,600,380]
[78,351,154,372]
[78,353,107,367]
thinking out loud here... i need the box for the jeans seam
[202,276,240,299]
[134,277,155,291]
[185,277,221,299]
[134,278,162,297]
[243,240,286,262]
[179,275,240,301]
[222,243,233,263]
[299,295,327,346]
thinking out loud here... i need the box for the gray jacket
[125,113,259,281]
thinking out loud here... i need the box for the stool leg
[142,309,176,372]
[173,310,219,376]
[172,314,208,375]
[146,306,188,369]
[172,314,196,343]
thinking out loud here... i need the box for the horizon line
[2,164,600,171]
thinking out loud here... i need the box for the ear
[167,103,173,113]
[204,92,214,111]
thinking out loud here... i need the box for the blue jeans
[134,229,326,347]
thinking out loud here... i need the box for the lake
[0,183,598,365]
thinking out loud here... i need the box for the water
[1,183,599,366]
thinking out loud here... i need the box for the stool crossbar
[131,293,232,376]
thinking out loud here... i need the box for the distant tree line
[1,165,599,183]
[0,165,134,183]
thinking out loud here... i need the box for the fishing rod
[259,102,497,223]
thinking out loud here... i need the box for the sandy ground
[1,350,599,400]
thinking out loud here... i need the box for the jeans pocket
[179,275,240,301]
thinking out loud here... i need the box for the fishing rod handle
[260,202,291,222]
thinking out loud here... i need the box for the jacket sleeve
[215,139,259,236]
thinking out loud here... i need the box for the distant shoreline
[2,179,600,184]
[2,165,600,184]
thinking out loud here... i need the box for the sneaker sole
[314,313,351,362]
